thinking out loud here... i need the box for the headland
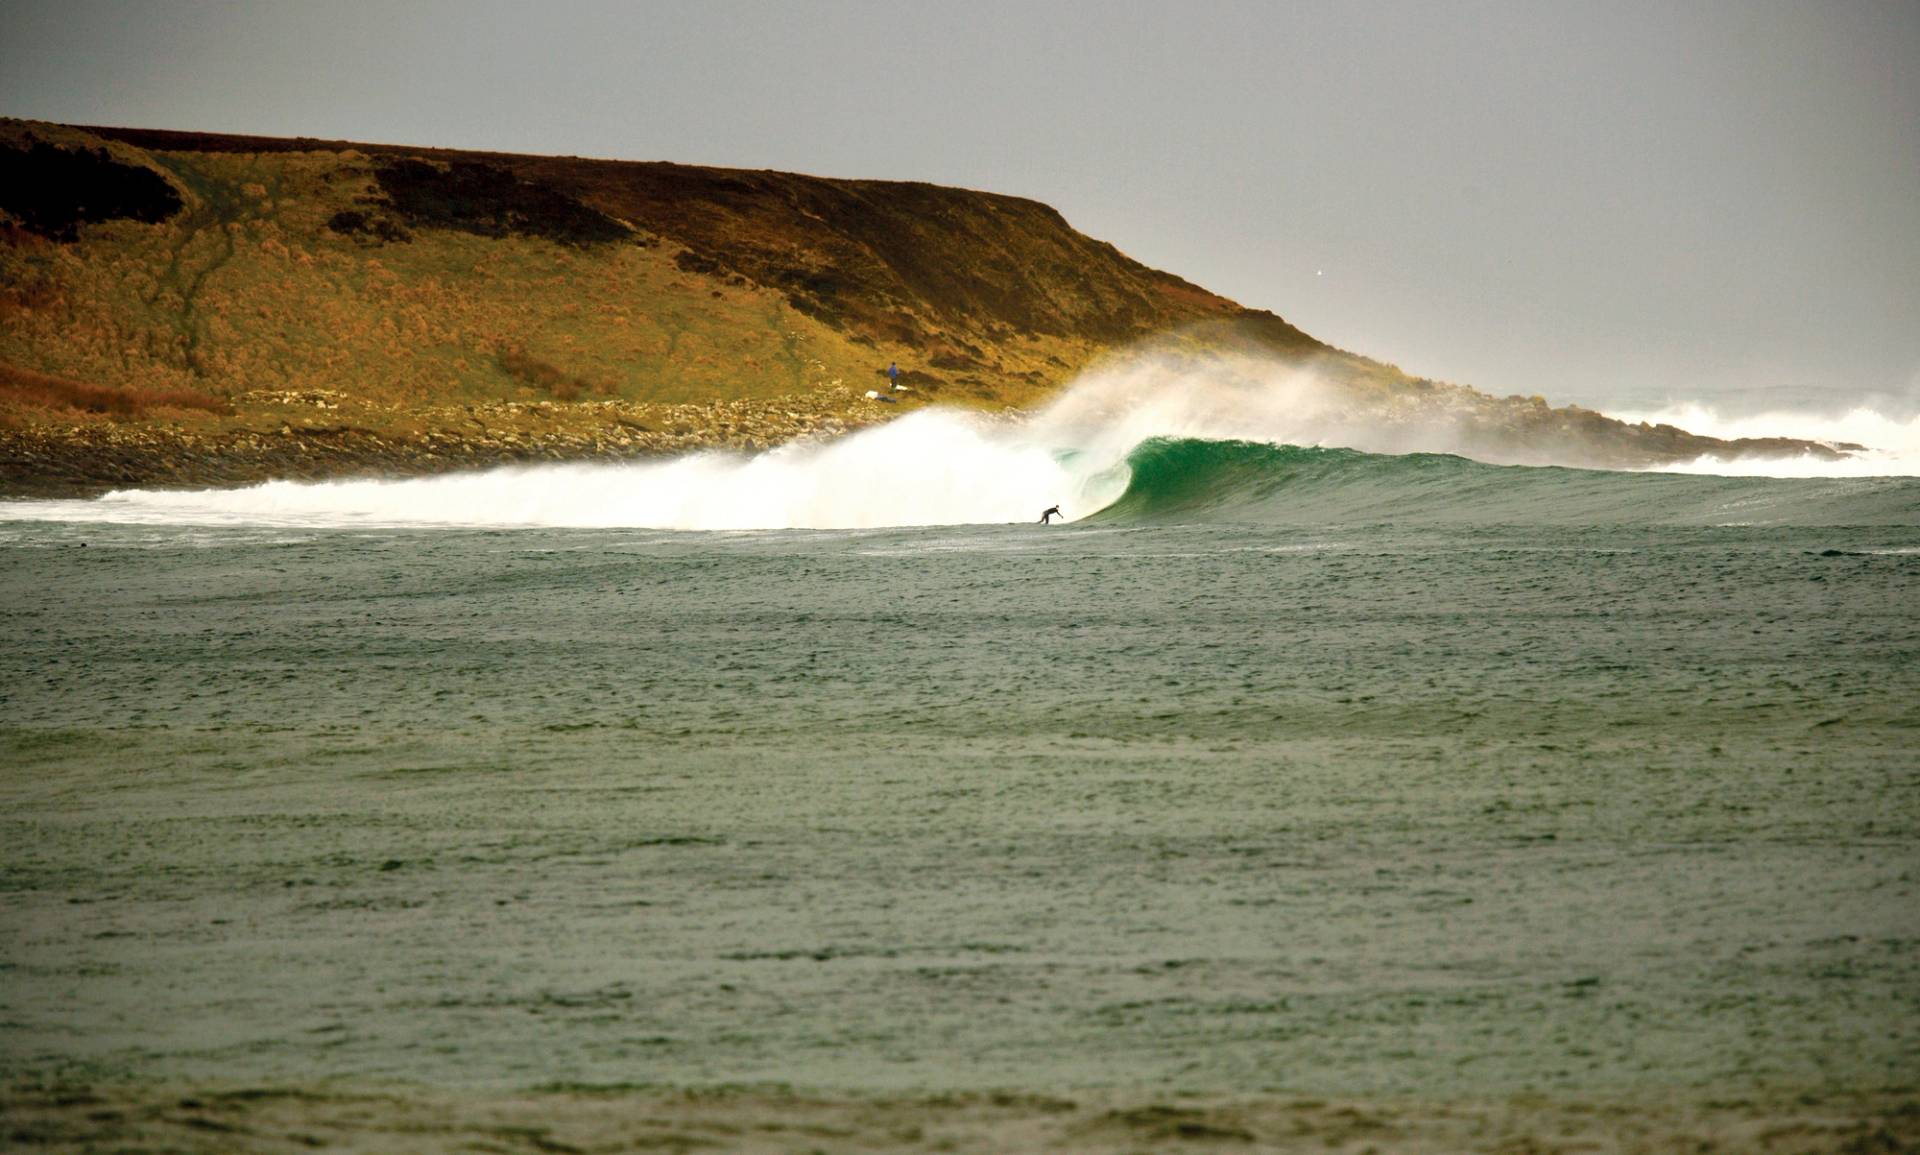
[0,120,1848,495]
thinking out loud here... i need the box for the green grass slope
[2,121,1285,413]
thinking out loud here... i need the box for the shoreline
[5,1081,1914,1153]
[0,390,1865,502]
[0,389,915,499]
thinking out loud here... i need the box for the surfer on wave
[1039,505,1063,525]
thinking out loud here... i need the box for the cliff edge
[0,121,1843,495]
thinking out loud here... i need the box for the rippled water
[2,519,1916,1096]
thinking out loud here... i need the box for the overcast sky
[3,0,1915,414]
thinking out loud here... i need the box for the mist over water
[46,414,1088,532]
[4,353,1917,530]
[1604,402,1920,477]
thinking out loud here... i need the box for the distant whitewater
[3,355,1917,529]
[1604,402,1920,478]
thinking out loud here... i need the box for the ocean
[3,404,1917,1111]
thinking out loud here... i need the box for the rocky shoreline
[0,383,1864,501]
[0,388,910,499]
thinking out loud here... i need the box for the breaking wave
[3,354,1917,529]
[1089,438,1920,527]
[1603,403,1920,477]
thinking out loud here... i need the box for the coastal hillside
[0,120,1838,494]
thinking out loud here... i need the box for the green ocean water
[2,445,1918,1098]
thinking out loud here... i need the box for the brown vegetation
[0,360,229,418]
[495,345,608,401]
[324,208,411,244]
[74,122,1278,352]
[0,119,1853,494]
[371,157,631,247]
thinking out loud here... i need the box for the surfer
[1039,505,1062,525]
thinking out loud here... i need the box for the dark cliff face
[529,161,1248,346]
[0,138,184,241]
[77,125,1311,357]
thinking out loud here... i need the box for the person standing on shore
[887,362,900,391]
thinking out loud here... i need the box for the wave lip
[1088,437,1920,527]
[4,427,1915,531]
[3,354,1918,529]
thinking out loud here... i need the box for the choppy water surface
[2,512,1915,1098]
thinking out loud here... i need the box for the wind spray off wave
[5,352,1917,529]
[1603,403,1920,477]
[2,411,1109,530]
[0,354,1353,530]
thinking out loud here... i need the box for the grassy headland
[0,120,1842,495]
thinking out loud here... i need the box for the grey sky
[3,0,1915,414]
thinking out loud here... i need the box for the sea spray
[6,410,1114,530]
[1604,403,1920,477]
[4,352,1917,529]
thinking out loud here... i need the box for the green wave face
[1087,437,1920,527]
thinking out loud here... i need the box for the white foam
[0,410,1126,530]
[1604,403,1920,477]
[0,354,1345,530]
[3,354,1912,528]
